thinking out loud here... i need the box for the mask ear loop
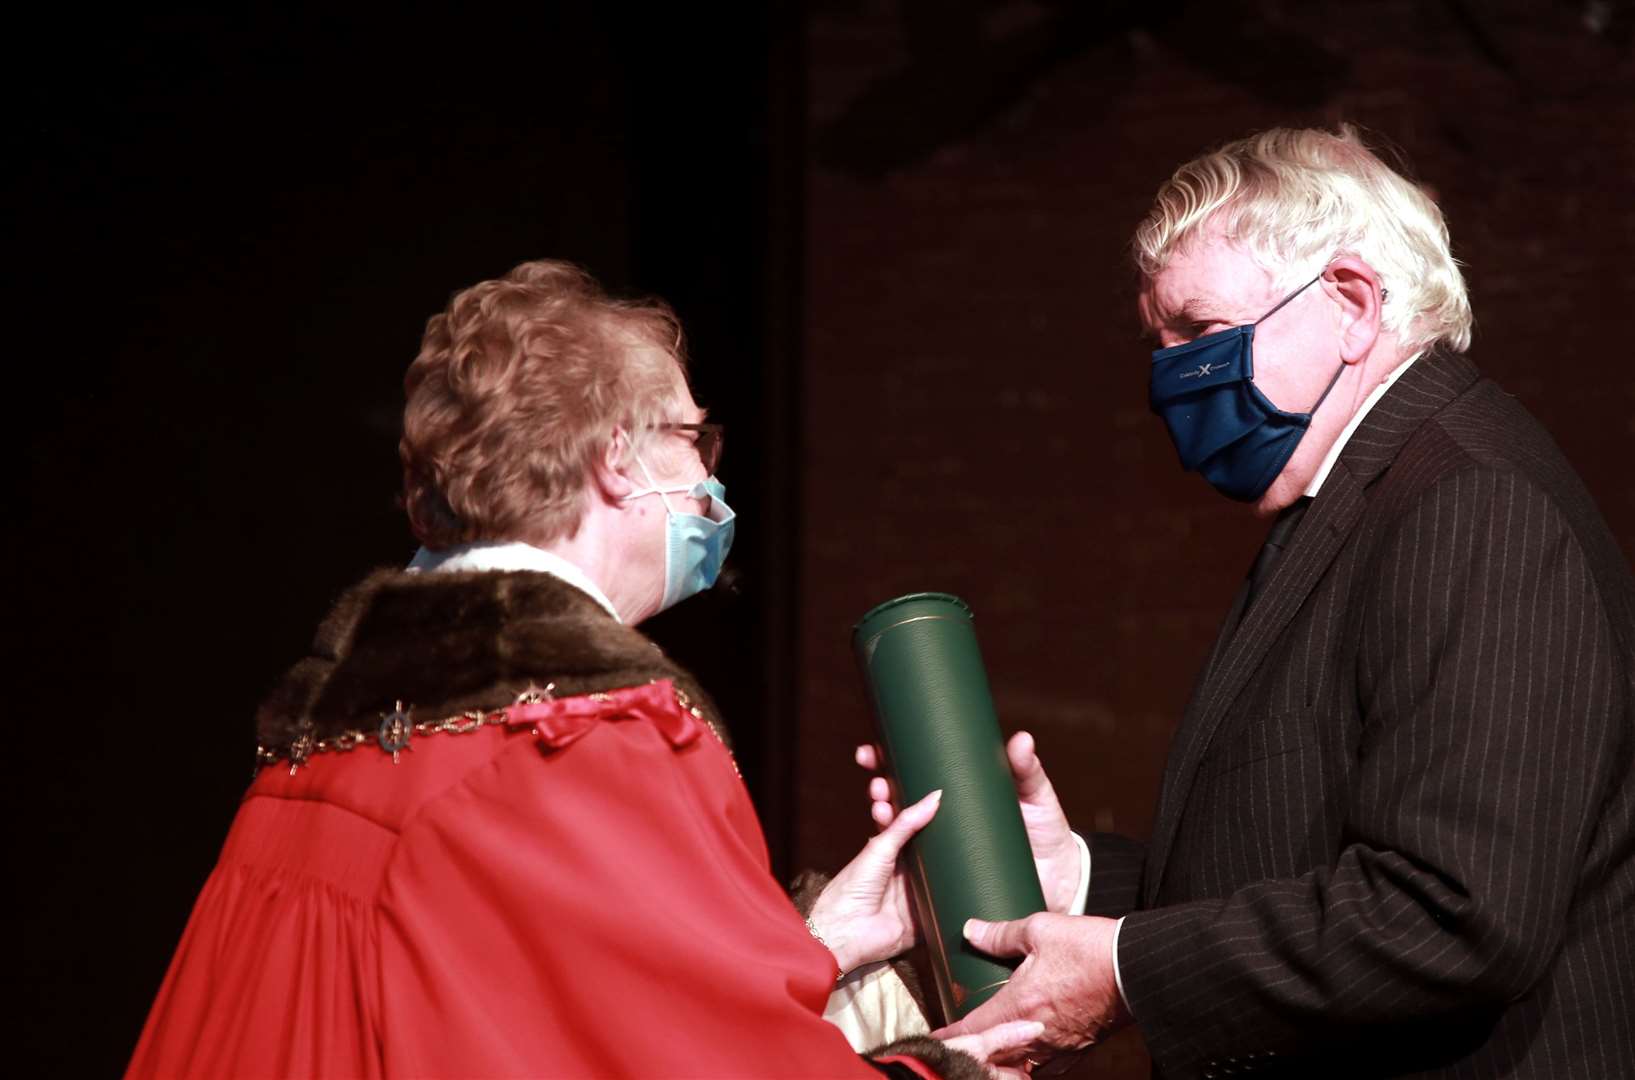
[632,455,679,514]
[1307,361,1347,415]
[1254,269,1347,417]
[1255,271,1326,324]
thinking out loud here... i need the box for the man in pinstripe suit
[939,128,1634,1077]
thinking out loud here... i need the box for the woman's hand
[857,731,1082,914]
[941,1018,1046,1079]
[805,789,942,975]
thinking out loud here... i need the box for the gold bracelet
[804,916,847,983]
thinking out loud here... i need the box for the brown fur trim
[787,869,830,918]
[257,569,728,752]
[868,1035,987,1080]
[884,954,930,1022]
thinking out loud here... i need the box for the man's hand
[856,731,1082,913]
[806,789,942,974]
[934,913,1131,1070]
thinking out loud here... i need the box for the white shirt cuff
[1112,915,1130,1017]
[1068,831,1092,916]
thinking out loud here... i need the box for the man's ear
[1325,256,1384,364]
[590,429,637,504]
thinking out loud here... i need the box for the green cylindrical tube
[852,592,1046,1021]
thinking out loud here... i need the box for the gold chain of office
[255,682,728,775]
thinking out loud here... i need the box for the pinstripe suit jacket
[1095,354,1635,1078]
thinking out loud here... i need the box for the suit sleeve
[1117,466,1627,1076]
[370,714,978,1079]
[1084,833,1146,918]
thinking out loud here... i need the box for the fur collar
[256,569,726,752]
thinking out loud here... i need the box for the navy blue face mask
[1148,272,1344,502]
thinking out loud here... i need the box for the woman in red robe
[126,260,1037,1079]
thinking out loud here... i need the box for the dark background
[15,3,1632,1076]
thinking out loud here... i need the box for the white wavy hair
[1132,125,1472,354]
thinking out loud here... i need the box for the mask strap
[633,455,678,514]
[1254,267,1346,418]
[1256,271,1325,324]
[1307,360,1347,415]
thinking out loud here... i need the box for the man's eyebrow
[1148,292,1220,324]
[1142,295,1234,344]
[1174,296,1227,323]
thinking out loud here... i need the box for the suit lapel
[1141,352,1481,905]
[1200,582,1250,685]
[1142,483,1362,904]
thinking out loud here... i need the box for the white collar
[405,541,622,622]
[1304,351,1422,498]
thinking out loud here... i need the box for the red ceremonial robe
[126,569,961,1079]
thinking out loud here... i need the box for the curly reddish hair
[400,259,687,549]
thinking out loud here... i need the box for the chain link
[257,684,555,772]
[255,681,735,777]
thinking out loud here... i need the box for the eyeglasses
[658,422,725,474]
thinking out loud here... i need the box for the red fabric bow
[505,679,701,751]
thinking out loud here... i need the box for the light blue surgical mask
[626,457,736,612]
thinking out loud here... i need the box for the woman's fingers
[979,1018,1046,1057]
[868,788,941,861]
[941,1019,1046,1068]
[889,787,941,834]
[859,747,899,828]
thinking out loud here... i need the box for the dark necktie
[1244,496,1312,617]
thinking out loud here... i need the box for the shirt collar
[405,541,622,622]
[1303,351,1422,498]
